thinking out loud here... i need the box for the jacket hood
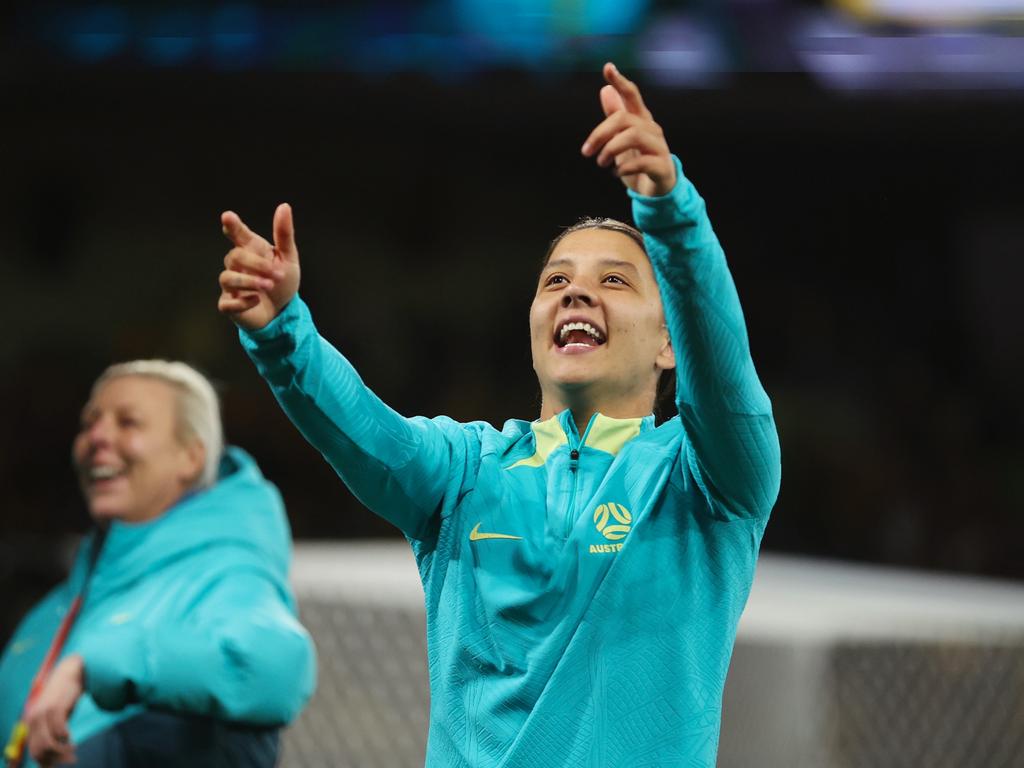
[71,447,291,594]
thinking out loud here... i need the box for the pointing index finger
[221,211,273,257]
[603,62,651,119]
[221,211,249,245]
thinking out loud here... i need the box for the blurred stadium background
[2,0,1023,765]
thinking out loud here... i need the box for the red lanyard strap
[3,596,83,767]
[4,530,106,768]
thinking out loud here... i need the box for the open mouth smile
[554,319,607,352]
[84,464,127,487]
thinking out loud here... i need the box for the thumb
[600,84,624,118]
[273,203,297,260]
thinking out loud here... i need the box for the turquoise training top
[241,156,781,767]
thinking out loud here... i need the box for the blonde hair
[92,360,223,489]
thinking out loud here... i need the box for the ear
[655,332,676,372]
[178,439,207,487]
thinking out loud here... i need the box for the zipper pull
[569,449,579,471]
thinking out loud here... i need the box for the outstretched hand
[581,63,676,197]
[218,203,301,331]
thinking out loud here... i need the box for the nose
[83,415,114,449]
[561,283,595,308]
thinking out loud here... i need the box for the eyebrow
[543,258,641,275]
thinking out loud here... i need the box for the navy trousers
[73,711,280,768]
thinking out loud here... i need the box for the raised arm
[217,206,472,539]
[582,64,781,520]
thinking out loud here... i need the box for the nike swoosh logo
[469,522,523,542]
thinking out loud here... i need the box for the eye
[544,274,568,287]
[603,274,627,285]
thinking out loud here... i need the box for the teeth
[558,321,605,342]
[90,466,122,480]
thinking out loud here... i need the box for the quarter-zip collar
[559,410,595,451]
[506,411,655,471]
[557,410,653,456]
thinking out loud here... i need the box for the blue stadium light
[209,4,263,70]
[141,9,202,66]
[637,13,730,88]
[796,12,1024,91]
[450,0,650,68]
[64,6,129,62]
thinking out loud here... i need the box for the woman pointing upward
[219,63,780,768]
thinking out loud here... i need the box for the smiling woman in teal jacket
[0,360,316,768]
[217,64,780,767]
